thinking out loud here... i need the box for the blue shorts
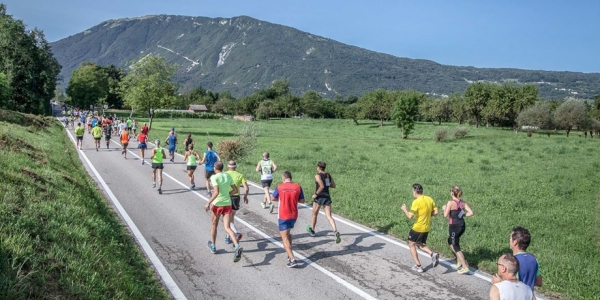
[168,146,176,153]
[278,219,296,231]
[137,143,147,149]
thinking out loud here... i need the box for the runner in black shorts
[442,186,474,274]
[306,161,341,243]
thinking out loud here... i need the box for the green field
[140,116,599,300]
[0,110,169,299]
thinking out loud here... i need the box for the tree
[256,100,274,120]
[464,82,493,128]
[553,99,588,137]
[391,90,425,139]
[100,65,125,109]
[345,103,361,125]
[516,101,553,131]
[53,87,66,103]
[450,93,468,124]
[66,62,109,109]
[120,55,177,130]
[300,90,324,118]
[0,72,9,107]
[358,89,395,126]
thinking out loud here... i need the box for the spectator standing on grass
[165,129,177,163]
[401,183,440,273]
[256,152,277,212]
[204,162,243,262]
[508,226,543,293]
[490,253,533,300]
[199,141,221,197]
[442,186,474,274]
[272,170,305,268]
[306,161,341,244]
[224,160,249,244]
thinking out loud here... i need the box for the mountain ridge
[50,14,600,99]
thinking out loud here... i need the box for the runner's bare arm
[229,184,238,196]
[242,182,249,203]
[401,204,413,219]
[464,203,474,217]
[443,201,452,218]
[199,153,207,164]
[489,284,500,300]
[535,275,543,287]
[313,174,324,199]
[329,176,336,188]
[271,160,277,172]
[255,161,261,172]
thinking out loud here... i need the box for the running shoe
[269,203,275,214]
[152,182,156,188]
[451,262,461,270]
[431,252,440,268]
[233,245,243,262]
[236,232,243,242]
[121,150,125,155]
[287,258,298,268]
[225,236,232,244]
[207,241,216,254]
[261,202,266,209]
[158,188,162,195]
[141,160,144,165]
[96,147,98,152]
[106,145,109,149]
[306,225,316,237]
[457,267,471,275]
[335,231,341,244]
[205,192,212,197]
[411,265,424,273]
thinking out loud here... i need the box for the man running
[131,119,137,136]
[506,226,542,294]
[306,161,341,244]
[224,160,249,244]
[150,140,166,194]
[120,127,130,158]
[183,144,200,190]
[103,119,112,149]
[141,122,149,135]
[401,183,440,273]
[91,116,98,131]
[118,120,127,136]
[91,123,102,151]
[256,152,277,212]
[204,162,243,262]
[199,141,220,197]
[272,170,305,267]
[86,116,92,133]
[137,130,148,165]
[165,129,177,163]
[126,117,133,137]
[75,122,85,150]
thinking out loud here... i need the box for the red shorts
[211,205,232,215]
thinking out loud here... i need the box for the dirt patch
[21,168,41,181]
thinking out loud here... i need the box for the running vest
[153,147,164,163]
[449,199,465,226]
[187,152,198,166]
[204,150,217,171]
[315,172,332,198]
[260,159,273,180]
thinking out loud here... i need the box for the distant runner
[150,140,166,194]
[183,133,194,152]
[224,160,249,244]
[126,118,133,137]
[204,162,243,262]
[131,119,137,136]
[137,130,148,165]
[442,186,474,274]
[120,127,130,158]
[306,161,341,244]
[272,170,305,268]
[75,122,85,150]
[141,123,149,135]
[91,123,102,151]
[199,141,220,197]
[165,129,177,163]
[183,144,200,190]
[256,152,277,212]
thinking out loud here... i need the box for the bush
[218,122,258,162]
[453,127,469,139]
[434,127,448,142]
[152,111,223,119]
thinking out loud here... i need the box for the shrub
[434,127,448,142]
[453,127,469,139]
[151,111,223,119]
[218,122,258,162]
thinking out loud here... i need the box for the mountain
[50,15,600,99]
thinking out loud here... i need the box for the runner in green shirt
[75,122,85,150]
[91,124,102,151]
[224,160,249,244]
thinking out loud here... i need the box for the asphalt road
[64,124,494,300]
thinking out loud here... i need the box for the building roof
[188,104,208,111]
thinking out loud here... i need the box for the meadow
[138,116,600,300]
[0,110,169,299]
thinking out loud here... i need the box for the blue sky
[4,0,600,73]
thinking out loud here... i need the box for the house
[188,104,208,113]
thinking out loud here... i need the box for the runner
[507,226,543,293]
[86,115,92,133]
[203,162,243,262]
[91,116,98,130]
[442,186,474,274]
[199,141,221,197]
[141,122,149,135]
[137,130,148,165]
[256,152,277,212]
[401,183,440,273]
[183,133,194,152]
[165,129,177,163]
[132,119,138,136]
[75,122,85,150]
[120,127,130,158]
[112,117,119,135]
[224,160,249,244]
[126,117,133,138]
[91,123,102,151]
[306,161,341,244]
[272,170,305,267]
[150,139,166,194]
[183,144,200,190]
[103,119,112,149]
[118,119,127,136]
[490,254,534,300]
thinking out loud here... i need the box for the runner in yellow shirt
[91,123,102,151]
[74,122,85,150]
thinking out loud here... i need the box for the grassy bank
[0,110,169,299]
[142,117,599,300]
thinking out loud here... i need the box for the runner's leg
[310,202,320,231]
[210,212,221,245]
[279,229,294,260]
[323,205,338,232]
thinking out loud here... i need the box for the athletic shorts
[187,165,197,171]
[76,136,83,140]
[137,143,147,149]
[408,229,429,245]
[278,219,296,231]
[105,136,111,140]
[152,163,164,169]
[231,196,241,210]
[448,225,466,251]
[122,143,128,148]
[261,180,273,188]
[127,127,132,131]
[314,196,332,206]
[94,137,101,140]
[205,170,215,180]
[211,205,232,215]
[168,146,176,153]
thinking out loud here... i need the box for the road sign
[103,105,108,109]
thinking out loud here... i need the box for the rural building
[188,104,208,113]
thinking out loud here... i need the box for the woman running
[183,144,200,190]
[132,119,138,136]
[183,133,194,152]
[442,186,474,274]
[137,130,148,165]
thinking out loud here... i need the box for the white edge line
[64,127,187,300]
